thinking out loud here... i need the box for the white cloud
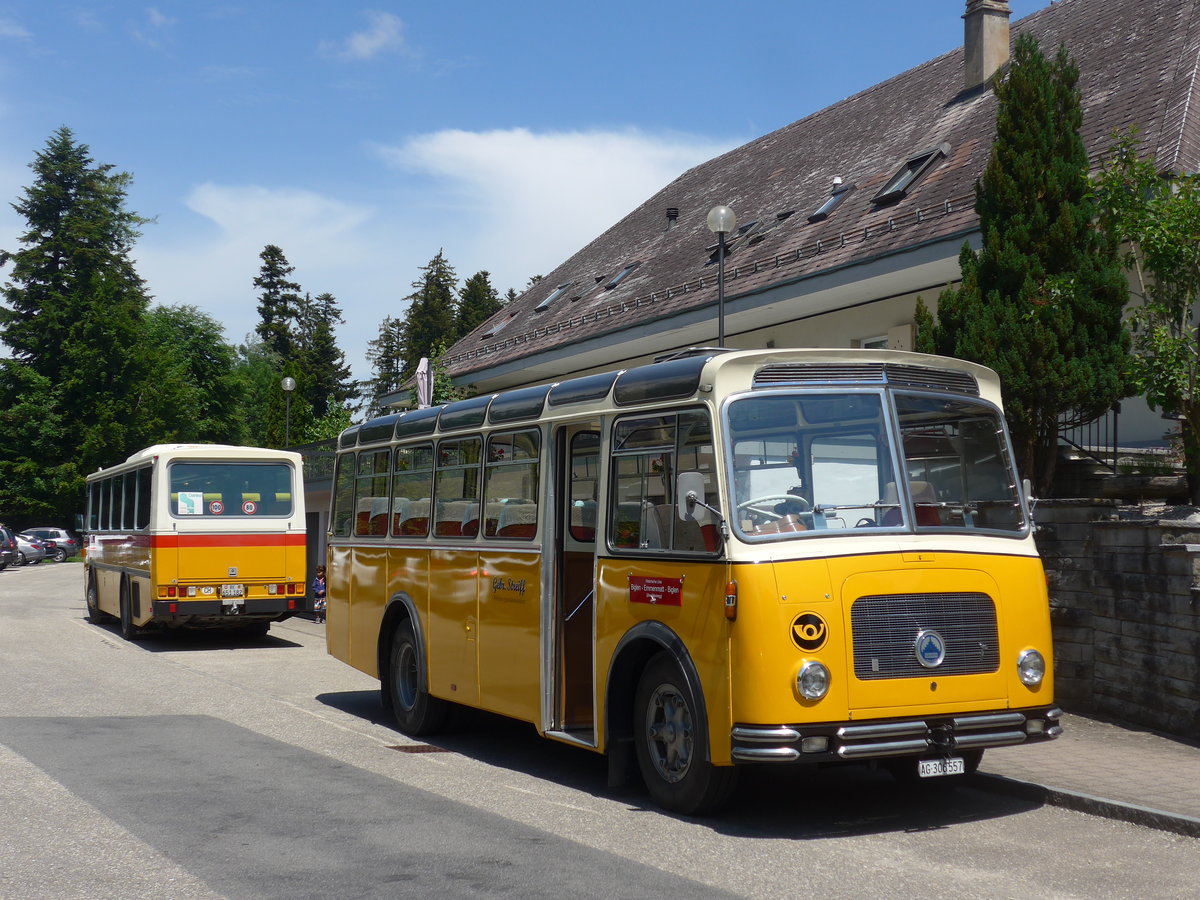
[320,11,405,61]
[0,17,32,39]
[377,127,735,287]
[134,184,378,350]
[129,6,176,47]
[133,127,732,380]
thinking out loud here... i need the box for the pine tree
[364,315,405,419]
[254,244,302,361]
[398,250,458,377]
[0,127,154,517]
[921,36,1130,493]
[455,270,502,339]
[296,291,353,419]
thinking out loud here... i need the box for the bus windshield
[726,391,1023,538]
[169,462,296,518]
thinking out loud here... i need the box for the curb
[972,772,1200,839]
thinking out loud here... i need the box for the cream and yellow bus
[326,348,1061,813]
[84,444,308,640]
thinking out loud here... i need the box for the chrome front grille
[851,592,999,679]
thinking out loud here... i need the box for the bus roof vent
[754,363,887,385]
[883,364,978,395]
[753,362,978,395]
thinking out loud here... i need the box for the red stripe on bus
[150,534,305,549]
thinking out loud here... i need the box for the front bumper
[731,706,1063,763]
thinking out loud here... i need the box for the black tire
[86,576,106,624]
[241,621,271,638]
[387,618,449,736]
[52,548,67,563]
[15,551,27,567]
[119,582,142,641]
[633,652,738,815]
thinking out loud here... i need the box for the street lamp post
[281,376,296,446]
[706,205,737,347]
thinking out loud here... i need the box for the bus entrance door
[552,425,599,742]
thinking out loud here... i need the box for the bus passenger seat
[496,504,537,539]
[461,502,480,537]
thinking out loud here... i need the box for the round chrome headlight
[1017,649,1046,686]
[797,660,830,700]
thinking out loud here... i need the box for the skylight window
[808,183,855,223]
[605,263,639,290]
[535,282,574,311]
[480,316,511,340]
[873,143,950,205]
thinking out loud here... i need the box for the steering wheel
[736,494,812,520]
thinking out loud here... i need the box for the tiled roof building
[444,0,1200,440]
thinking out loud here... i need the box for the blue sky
[0,1,1052,382]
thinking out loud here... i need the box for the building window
[862,335,888,350]
[605,263,640,290]
[873,144,949,205]
[535,282,574,311]
[808,183,855,223]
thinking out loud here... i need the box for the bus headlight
[1017,649,1046,686]
[797,660,830,701]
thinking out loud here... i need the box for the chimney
[963,0,1011,91]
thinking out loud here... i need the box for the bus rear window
[169,462,295,517]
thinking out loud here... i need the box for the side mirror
[676,471,710,523]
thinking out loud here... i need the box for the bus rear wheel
[633,653,737,816]
[119,583,142,641]
[388,619,448,736]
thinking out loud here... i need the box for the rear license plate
[220,583,244,598]
[918,757,965,778]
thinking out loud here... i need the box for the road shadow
[315,689,1045,838]
[88,616,305,651]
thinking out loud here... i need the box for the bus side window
[354,449,391,537]
[483,430,540,540]
[434,438,481,538]
[331,453,356,536]
[392,444,433,537]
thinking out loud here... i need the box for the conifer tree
[455,270,502,339]
[296,291,354,419]
[364,315,406,419]
[918,36,1130,493]
[254,244,302,361]
[0,127,154,517]
[398,250,458,377]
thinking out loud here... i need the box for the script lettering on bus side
[628,575,683,607]
[492,576,527,596]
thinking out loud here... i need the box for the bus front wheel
[86,576,106,624]
[388,619,448,736]
[633,653,737,815]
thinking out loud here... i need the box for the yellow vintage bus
[84,444,308,640]
[327,348,1061,813]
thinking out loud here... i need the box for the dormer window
[605,263,639,290]
[808,183,855,223]
[873,143,950,205]
[535,282,574,311]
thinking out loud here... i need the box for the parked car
[14,532,47,566]
[0,524,17,570]
[24,527,79,562]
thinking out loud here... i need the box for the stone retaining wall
[1035,500,1200,740]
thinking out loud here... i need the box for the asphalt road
[2,562,1197,899]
